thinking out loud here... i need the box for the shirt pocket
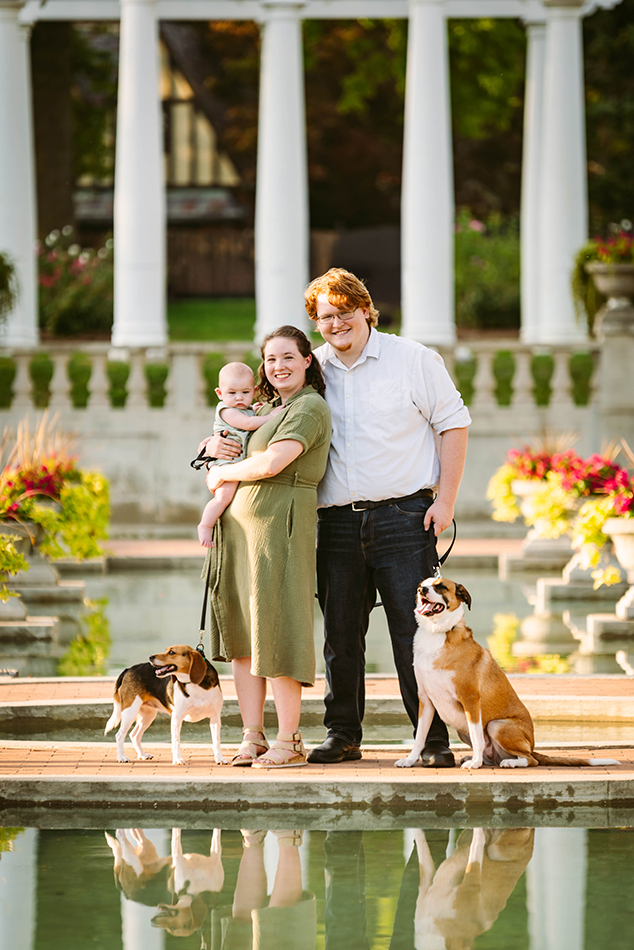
[367,380,405,416]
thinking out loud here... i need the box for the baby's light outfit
[212,401,255,466]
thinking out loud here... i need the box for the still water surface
[2,825,634,950]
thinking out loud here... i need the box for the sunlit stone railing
[0,339,600,411]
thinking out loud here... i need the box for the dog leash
[433,518,457,578]
[197,555,214,659]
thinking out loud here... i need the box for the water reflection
[3,825,634,949]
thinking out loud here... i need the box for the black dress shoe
[307,736,362,764]
[421,741,455,768]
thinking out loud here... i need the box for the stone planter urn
[603,518,634,619]
[585,262,634,336]
[511,479,573,563]
[0,518,60,591]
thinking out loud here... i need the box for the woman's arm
[206,439,303,493]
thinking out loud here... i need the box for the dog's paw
[499,757,528,768]
[137,753,153,761]
[214,755,229,765]
[117,754,131,763]
[173,757,186,766]
[460,758,482,770]
[395,757,416,768]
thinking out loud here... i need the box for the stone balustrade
[0,338,602,525]
[0,339,600,412]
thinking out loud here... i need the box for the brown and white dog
[411,827,534,949]
[396,577,620,770]
[104,645,226,765]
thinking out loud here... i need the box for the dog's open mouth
[154,663,177,676]
[416,598,445,616]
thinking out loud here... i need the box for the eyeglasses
[315,309,358,326]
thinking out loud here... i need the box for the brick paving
[2,674,634,705]
[1,741,632,781]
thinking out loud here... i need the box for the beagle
[104,644,226,765]
[396,577,620,770]
[152,829,224,938]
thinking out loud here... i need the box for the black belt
[347,488,434,512]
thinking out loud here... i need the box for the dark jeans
[316,496,449,747]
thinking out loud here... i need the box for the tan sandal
[273,830,303,847]
[231,726,269,767]
[251,732,307,769]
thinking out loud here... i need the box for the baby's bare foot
[198,524,215,548]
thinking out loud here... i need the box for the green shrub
[455,210,520,330]
[146,363,168,408]
[0,358,15,408]
[69,352,91,408]
[29,353,53,407]
[0,251,18,322]
[38,226,113,336]
[107,360,129,407]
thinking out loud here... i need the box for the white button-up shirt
[314,328,471,508]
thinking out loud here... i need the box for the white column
[0,827,38,950]
[0,1,38,348]
[520,19,546,344]
[401,0,455,345]
[112,0,167,348]
[527,827,587,950]
[537,0,588,344]
[254,0,309,342]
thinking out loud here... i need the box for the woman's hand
[199,432,242,461]
[206,467,226,494]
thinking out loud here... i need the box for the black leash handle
[434,518,457,578]
[197,554,214,658]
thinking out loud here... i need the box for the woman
[204,326,331,768]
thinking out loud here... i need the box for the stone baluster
[401,0,455,345]
[111,0,167,348]
[512,348,535,407]
[11,352,32,408]
[550,348,573,407]
[254,0,309,340]
[125,349,147,409]
[166,351,205,410]
[471,347,498,410]
[88,353,111,408]
[48,352,72,408]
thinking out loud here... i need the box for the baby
[197,362,271,548]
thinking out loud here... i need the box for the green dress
[205,385,331,687]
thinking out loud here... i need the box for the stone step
[8,580,86,603]
[0,616,58,643]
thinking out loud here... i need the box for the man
[305,268,471,766]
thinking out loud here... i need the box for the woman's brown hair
[256,325,326,401]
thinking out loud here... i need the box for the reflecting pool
[2,824,634,949]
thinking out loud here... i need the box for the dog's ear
[188,649,207,685]
[455,583,472,610]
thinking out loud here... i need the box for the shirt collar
[320,326,382,369]
[271,384,317,407]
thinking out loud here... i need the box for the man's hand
[424,499,454,536]
[199,432,242,461]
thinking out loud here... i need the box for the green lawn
[167,297,256,341]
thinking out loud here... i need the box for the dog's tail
[104,700,122,735]
[104,669,128,734]
[533,751,620,767]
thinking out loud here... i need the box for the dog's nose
[149,655,155,661]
